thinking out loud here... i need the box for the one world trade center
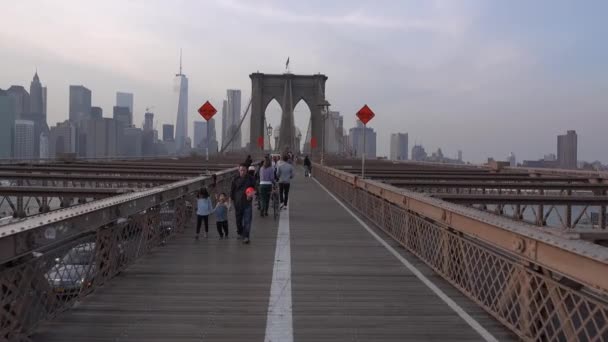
[174,50,188,151]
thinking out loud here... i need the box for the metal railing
[0,167,236,341]
[315,164,608,342]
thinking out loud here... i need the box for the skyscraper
[29,72,43,117]
[221,100,228,150]
[324,111,344,154]
[225,90,241,151]
[121,127,143,157]
[49,121,76,158]
[113,106,131,127]
[348,121,376,158]
[39,131,49,159]
[390,133,408,160]
[0,93,15,158]
[116,92,133,125]
[411,145,427,161]
[174,51,188,151]
[193,121,206,148]
[91,106,103,120]
[162,124,174,142]
[69,85,92,123]
[14,120,35,159]
[557,130,578,169]
[24,72,49,159]
[6,86,30,118]
[144,111,154,132]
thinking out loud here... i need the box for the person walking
[259,155,275,217]
[196,188,213,239]
[303,155,312,177]
[213,193,229,239]
[277,154,294,209]
[230,164,257,243]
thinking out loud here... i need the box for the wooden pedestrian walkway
[32,173,516,341]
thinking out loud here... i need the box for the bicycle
[270,184,280,220]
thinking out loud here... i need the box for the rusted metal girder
[0,172,183,183]
[0,166,205,176]
[317,164,608,293]
[387,180,608,191]
[360,173,586,182]
[0,186,135,198]
[432,194,608,205]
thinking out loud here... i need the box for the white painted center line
[313,177,499,342]
[264,205,293,342]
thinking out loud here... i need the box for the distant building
[5,86,30,118]
[29,72,44,118]
[49,121,77,158]
[0,93,16,158]
[80,118,119,158]
[113,106,131,127]
[193,119,218,153]
[91,106,103,120]
[324,111,344,154]
[390,133,408,160]
[162,124,174,142]
[507,152,516,167]
[69,85,92,123]
[39,131,49,159]
[13,120,35,159]
[193,121,206,148]
[348,121,376,158]
[557,130,577,169]
[116,92,133,125]
[121,127,143,157]
[174,56,189,151]
[544,153,557,161]
[144,111,154,132]
[220,100,228,150]
[223,90,241,151]
[411,144,427,161]
[458,150,463,162]
[522,159,560,168]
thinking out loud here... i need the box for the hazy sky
[1,0,606,163]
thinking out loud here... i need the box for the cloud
[215,0,468,35]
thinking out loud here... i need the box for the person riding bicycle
[258,155,275,217]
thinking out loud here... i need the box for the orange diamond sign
[198,101,217,121]
[356,104,375,125]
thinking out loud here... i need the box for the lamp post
[318,100,331,165]
[296,131,302,154]
[266,123,273,152]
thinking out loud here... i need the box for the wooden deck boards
[32,173,517,341]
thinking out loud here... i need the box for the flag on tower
[286,57,290,70]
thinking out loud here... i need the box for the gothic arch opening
[293,98,311,155]
[264,99,282,152]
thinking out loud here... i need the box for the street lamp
[266,123,273,152]
[318,100,331,165]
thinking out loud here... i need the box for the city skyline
[1,1,607,163]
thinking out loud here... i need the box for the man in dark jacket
[230,163,257,243]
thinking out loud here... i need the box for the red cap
[246,187,255,196]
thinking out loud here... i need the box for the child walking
[214,193,229,239]
[196,188,213,239]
